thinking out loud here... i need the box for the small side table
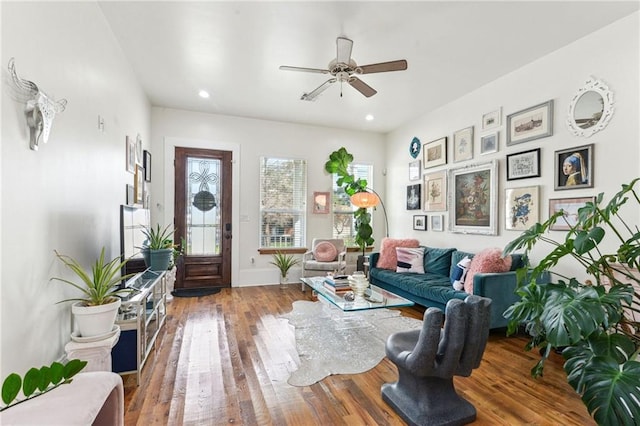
[65,327,121,372]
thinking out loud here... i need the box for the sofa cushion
[449,250,475,279]
[377,238,420,270]
[396,247,425,273]
[451,256,472,291]
[423,247,456,276]
[464,248,512,293]
[370,268,464,306]
[313,241,337,262]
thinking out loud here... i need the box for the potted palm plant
[269,251,300,288]
[503,178,640,426]
[141,223,176,272]
[51,247,133,338]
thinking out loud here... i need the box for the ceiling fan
[279,36,408,101]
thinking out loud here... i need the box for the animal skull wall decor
[8,58,67,150]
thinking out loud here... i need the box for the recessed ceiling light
[198,90,210,99]
[365,114,374,121]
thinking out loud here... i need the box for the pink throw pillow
[313,241,338,262]
[377,238,420,270]
[464,248,512,294]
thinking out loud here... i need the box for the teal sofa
[369,247,524,330]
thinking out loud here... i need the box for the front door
[174,147,232,289]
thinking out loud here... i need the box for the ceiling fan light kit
[280,36,407,101]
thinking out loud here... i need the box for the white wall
[150,108,385,285]
[385,13,640,279]
[1,2,150,378]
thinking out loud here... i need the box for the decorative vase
[141,247,173,272]
[71,298,121,337]
[279,273,289,289]
[349,272,369,299]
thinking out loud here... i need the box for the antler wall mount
[8,58,68,151]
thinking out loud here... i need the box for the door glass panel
[185,157,221,255]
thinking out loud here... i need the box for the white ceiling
[98,1,639,133]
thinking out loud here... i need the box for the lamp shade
[350,191,380,208]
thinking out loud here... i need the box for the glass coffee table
[300,276,414,311]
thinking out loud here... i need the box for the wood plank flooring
[123,285,595,425]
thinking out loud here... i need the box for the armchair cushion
[313,241,337,262]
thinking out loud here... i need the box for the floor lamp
[350,188,389,238]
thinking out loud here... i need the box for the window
[260,157,307,248]
[332,164,373,246]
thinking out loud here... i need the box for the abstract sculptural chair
[381,295,492,426]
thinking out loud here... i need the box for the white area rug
[281,300,423,386]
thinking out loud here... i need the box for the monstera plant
[503,178,640,426]
[324,147,374,254]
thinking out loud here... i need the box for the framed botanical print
[505,186,539,231]
[554,144,594,190]
[453,126,474,162]
[413,215,427,231]
[409,160,421,181]
[423,137,447,169]
[548,197,596,231]
[423,170,447,211]
[407,184,421,210]
[506,148,541,181]
[506,100,554,146]
[449,160,498,235]
[430,215,444,232]
[480,132,498,155]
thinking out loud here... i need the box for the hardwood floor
[123,285,595,425]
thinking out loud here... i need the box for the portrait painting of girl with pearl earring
[555,144,594,190]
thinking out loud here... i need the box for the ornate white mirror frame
[566,76,614,138]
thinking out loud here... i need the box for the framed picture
[453,126,474,162]
[409,137,421,159]
[482,107,502,130]
[135,134,143,165]
[506,100,554,146]
[449,160,498,235]
[430,215,444,232]
[126,135,136,173]
[134,165,144,204]
[126,184,135,206]
[423,137,447,169]
[506,148,541,181]
[407,184,421,210]
[480,132,498,155]
[413,215,427,231]
[548,197,596,231]
[505,186,540,231]
[409,160,421,181]
[312,191,330,214]
[554,144,593,190]
[143,150,152,182]
[423,170,447,211]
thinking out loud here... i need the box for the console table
[112,270,166,384]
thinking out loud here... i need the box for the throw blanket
[281,300,422,386]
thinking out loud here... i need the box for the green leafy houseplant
[269,251,300,279]
[142,223,176,250]
[51,247,133,306]
[1,359,87,412]
[141,224,178,271]
[503,178,640,426]
[324,147,374,254]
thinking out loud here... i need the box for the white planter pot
[71,298,121,338]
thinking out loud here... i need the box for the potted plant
[51,247,133,338]
[503,178,640,426]
[269,251,300,288]
[141,223,176,272]
[325,147,374,266]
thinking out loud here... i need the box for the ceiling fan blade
[348,76,377,98]
[336,37,353,64]
[279,65,330,74]
[301,78,337,101]
[357,60,408,74]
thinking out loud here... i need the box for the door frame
[163,137,240,286]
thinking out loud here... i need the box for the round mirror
[567,77,614,137]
